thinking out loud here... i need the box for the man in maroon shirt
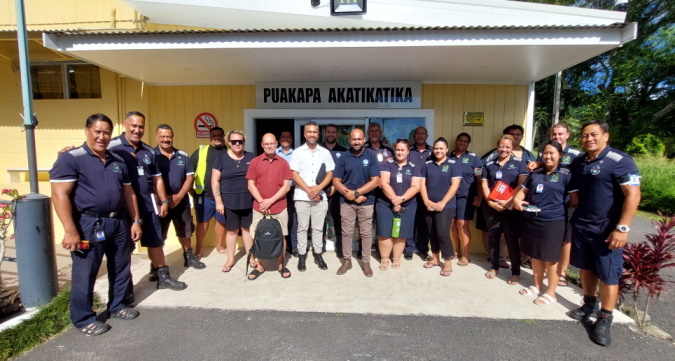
[246,133,293,280]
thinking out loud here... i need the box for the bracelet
[161,199,170,205]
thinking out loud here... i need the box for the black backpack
[246,214,284,274]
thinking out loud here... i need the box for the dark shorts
[375,202,417,239]
[455,196,476,221]
[139,211,164,248]
[475,203,487,231]
[194,195,221,224]
[160,203,195,239]
[570,226,624,285]
[225,208,252,231]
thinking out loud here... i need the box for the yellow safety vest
[194,145,210,194]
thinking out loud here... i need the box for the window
[30,63,101,99]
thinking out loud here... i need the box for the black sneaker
[403,252,413,260]
[568,296,599,321]
[417,252,430,261]
[591,311,614,346]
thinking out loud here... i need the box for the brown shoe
[362,262,373,277]
[337,259,352,275]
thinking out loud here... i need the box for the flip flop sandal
[110,307,139,320]
[248,269,264,280]
[519,285,540,296]
[457,259,470,266]
[81,321,111,336]
[485,269,498,279]
[423,262,440,269]
[279,267,292,279]
[222,264,234,273]
[534,294,557,306]
[507,275,520,285]
[440,269,453,277]
[558,275,569,287]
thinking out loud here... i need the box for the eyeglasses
[229,139,244,145]
[262,143,276,147]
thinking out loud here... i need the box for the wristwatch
[133,219,143,225]
[161,199,170,205]
[401,196,406,202]
[616,224,630,233]
[354,190,360,197]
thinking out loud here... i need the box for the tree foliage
[522,0,675,157]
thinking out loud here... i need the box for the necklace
[230,150,244,167]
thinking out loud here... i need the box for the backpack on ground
[246,213,284,275]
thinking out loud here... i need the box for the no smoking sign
[194,112,218,138]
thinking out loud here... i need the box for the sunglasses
[229,139,244,145]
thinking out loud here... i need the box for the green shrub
[626,134,666,157]
[635,156,675,214]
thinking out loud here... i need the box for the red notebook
[488,181,514,201]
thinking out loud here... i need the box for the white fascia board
[123,0,627,30]
[43,27,630,52]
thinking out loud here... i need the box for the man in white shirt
[290,121,335,271]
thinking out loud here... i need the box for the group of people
[51,113,640,347]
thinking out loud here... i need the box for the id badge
[396,172,403,184]
[536,183,544,194]
[496,171,502,180]
[95,225,106,241]
[137,166,145,176]
[197,197,203,205]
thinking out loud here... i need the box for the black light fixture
[311,0,321,8]
[330,0,367,16]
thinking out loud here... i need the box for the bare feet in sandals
[507,275,520,285]
[485,269,498,279]
[379,259,390,271]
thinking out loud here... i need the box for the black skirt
[520,219,566,263]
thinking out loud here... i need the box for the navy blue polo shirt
[420,158,463,209]
[408,144,432,169]
[378,160,421,207]
[333,148,381,205]
[324,143,348,164]
[536,145,582,169]
[50,142,130,214]
[521,167,573,222]
[213,151,255,210]
[482,156,528,191]
[569,146,640,235]
[365,142,394,165]
[450,150,483,198]
[483,148,536,164]
[155,146,194,208]
[108,133,161,213]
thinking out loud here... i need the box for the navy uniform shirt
[408,144,432,169]
[50,142,130,214]
[108,133,161,214]
[569,146,640,235]
[155,146,194,208]
[420,158,463,209]
[323,143,348,164]
[450,150,483,198]
[365,141,394,165]
[333,148,381,205]
[521,167,573,222]
[482,156,528,191]
[190,146,227,199]
[482,147,536,165]
[536,145,582,169]
[379,159,421,207]
[212,151,255,210]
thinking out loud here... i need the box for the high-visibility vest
[194,145,210,194]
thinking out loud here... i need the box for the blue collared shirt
[421,158,463,210]
[450,150,483,198]
[155,146,194,208]
[522,167,573,221]
[333,148,381,205]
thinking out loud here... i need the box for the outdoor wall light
[330,0,367,16]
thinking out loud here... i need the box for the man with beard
[333,129,381,277]
[190,127,227,257]
[289,121,335,271]
[408,126,432,261]
[109,111,186,290]
[322,124,348,258]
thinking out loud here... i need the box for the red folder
[488,181,514,201]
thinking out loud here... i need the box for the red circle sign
[194,112,218,138]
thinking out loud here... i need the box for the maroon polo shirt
[246,153,292,214]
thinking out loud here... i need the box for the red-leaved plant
[620,212,675,327]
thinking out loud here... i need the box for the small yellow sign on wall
[463,112,484,126]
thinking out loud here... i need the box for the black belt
[81,211,119,218]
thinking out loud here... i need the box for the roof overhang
[42,24,638,86]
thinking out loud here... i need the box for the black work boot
[298,254,307,272]
[148,264,158,282]
[568,295,599,321]
[156,265,187,290]
[314,252,328,270]
[183,248,206,269]
[591,311,614,346]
